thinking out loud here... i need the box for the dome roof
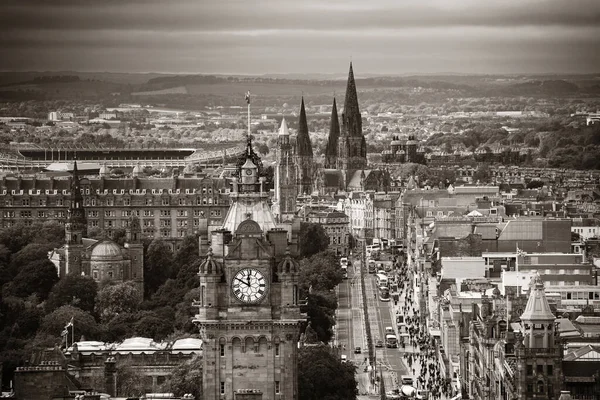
[277,248,298,274]
[199,248,222,275]
[91,240,123,261]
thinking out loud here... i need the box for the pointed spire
[278,118,289,136]
[520,273,555,321]
[342,62,362,138]
[325,97,340,161]
[296,97,313,157]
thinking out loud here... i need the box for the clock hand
[235,277,248,286]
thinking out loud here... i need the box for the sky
[1,0,599,75]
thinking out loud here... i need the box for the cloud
[0,0,599,73]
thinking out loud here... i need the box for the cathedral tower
[516,274,562,399]
[294,97,313,194]
[337,62,367,171]
[324,97,340,169]
[64,160,86,276]
[274,118,297,222]
[194,138,303,400]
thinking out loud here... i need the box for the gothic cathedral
[194,137,304,400]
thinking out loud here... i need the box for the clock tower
[194,137,304,400]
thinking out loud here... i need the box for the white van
[385,326,394,335]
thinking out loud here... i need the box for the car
[341,354,347,363]
[375,339,384,348]
[354,346,362,354]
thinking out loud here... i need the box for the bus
[375,273,388,288]
[368,259,376,274]
[385,333,398,348]
[379,286,390,301]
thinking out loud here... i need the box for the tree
[161,354,203,400]
[133,309,174,341]
[39,305,100,341]
[299,250,342,294]
[3,259,59,300]
[45,274,98,313]
[304,290,338,344]
[298,223,330,258]
[298,345,357,400]
[172,235,199,278]
[95,282,142,323]
[116,360,146,397]
[144,239,173,297]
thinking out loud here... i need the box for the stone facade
[194,140,304,400]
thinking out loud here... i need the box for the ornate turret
[274,118,297,222]
[294,97,313,194]
[520,274,555,323]
[64,160,86,276]
[324,97,340,169]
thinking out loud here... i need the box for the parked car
[375,339,384,348]
[354,346,362,354]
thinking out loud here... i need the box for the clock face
[231,268,267,303]
[245,169,253,176]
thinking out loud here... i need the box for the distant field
[184,82,347,97]
[132,86,188,96]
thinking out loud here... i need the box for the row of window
[561,291,600,300]
[219,381,280,395]
[2,196,224,207]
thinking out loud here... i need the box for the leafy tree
[172,235,199,278]
[144,239,173,297]
[45,274,98,313]
[95,282,142,323]
[298,223,330,258]
[526,180,544,189]
[298,345,357,400]
[116,360,146,397]
[39,305,100,341]
[161,354,203,400]
[102,312,138,342]
[3,259,59,300]
[298,250,342,294]
[111,228,127,246]
[133,309,174,341]
[305,290,337,344]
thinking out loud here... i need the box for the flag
[245,91,251,104]
[61,329,69,337]
[65,316,74,329]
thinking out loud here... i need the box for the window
[92,271,99,280]
[162,198,169,206]
[57,199,63,206]
[123,198,131,206]
[220,382,225,395]
[20,211,32,218]
[547,365,553,375]
[527,384,533,394]
[106,198,114,206]
[22,198,30,206]
[220,344,225,357]
[91,198,96,206]
[275,344,280,357]
[537,380,544,393]
[179,198,185,205]
[108,271,113,278]
[38,211,45,218]
[526,365,533,376]
[275,381,280,394]
[537,364,543,374]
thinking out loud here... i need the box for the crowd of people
[394,259,455,400]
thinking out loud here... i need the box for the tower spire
[296,97,313,157]
[325,97,340,168]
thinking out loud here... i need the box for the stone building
[193,137,304,400]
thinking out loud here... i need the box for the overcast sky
[1,0,599,75]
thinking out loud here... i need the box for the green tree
[161,354,203,400]
[298,223,330,258]
[305,290,337,344]
[45,274,98,313]
[144,239,174,297]
[298,250,342,294]
[298,345,357,400]
[3,259,59,300]
[95,282,142,323]
[39,305,100,341]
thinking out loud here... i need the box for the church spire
[341,62,362,138]
[296,97,313,157]
[325,97,339,168]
